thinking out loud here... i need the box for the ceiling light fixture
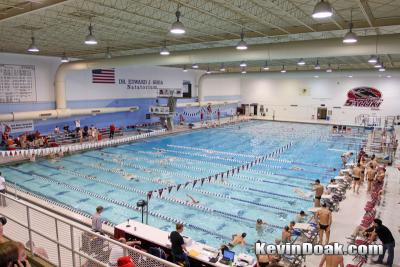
[239,61,247,67]
[386,75,392,78]
[343,9,357,44]
[368,55,377,64]
[374,60,382,68]
[183,65,188,72]
[160,41,170,56]
[326,64,332,73]
[241,67,247,74]
[368,35,379,64]
[219,63,226,72]
[206,65,211,74]
[297,58,306,65]
[105,47,112,59]
[192,63,199,69]
[170,8,186,35]
[314,75,319,78]
[263,61,269,70]
[27,35,39,53]
[378,64,386,72]
[348,75,353,78]
[281,65,286,73]
[314,59,321,70]
[60,52,69,63]
[312,0,333,19]
[84,21,97,45]
[236,28,248,50]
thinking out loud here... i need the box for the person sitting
[0,241,32,267]
[288,221,301,236]
[228,233,246,247]
[169,223,190,266]
[295,211,307,223]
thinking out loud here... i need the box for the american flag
[92,69,115,83]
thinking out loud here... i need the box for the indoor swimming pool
[0,120,367,252]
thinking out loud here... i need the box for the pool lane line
[165,143,341,172]
[44,163,283,229]
[82,156,311,200]
[78,152,320,194]
[100,149,312,189]
[6,166,232,242]
[51,159,303,215]
[74,155,311,203]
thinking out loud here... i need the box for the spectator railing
[0,193,177,267]
[0,129,166,159]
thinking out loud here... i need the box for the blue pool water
[1,121,366,252]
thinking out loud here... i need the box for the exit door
[317,107,327,120]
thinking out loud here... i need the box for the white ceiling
[0,0,400,71]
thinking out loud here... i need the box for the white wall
[0,52,201,105]
[202,70,400,124]
[66,66,199,101]
[201,75,241,98]
[0,52,60,103]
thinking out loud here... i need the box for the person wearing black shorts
[352,163,362,194]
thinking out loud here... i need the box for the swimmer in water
[293,188,313,199]
[290,166,304,171]
[122,173,137,181]
[186,194,199,204]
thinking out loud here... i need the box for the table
[114,221,255,267]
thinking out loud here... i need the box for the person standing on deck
[92,206,104,234]
[313,179,324,207]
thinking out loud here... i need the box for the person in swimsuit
[186,194,199,204]
[319,253,344,267]
[316,203,332,245]
[313,179,324,207]
[352,163,362,194]
[281,226,291,243]
[228,233,246,247]
[366,165,377,193]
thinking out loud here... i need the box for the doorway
[317,107,327,120]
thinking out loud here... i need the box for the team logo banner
[344,87,383,107]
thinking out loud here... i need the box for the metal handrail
[0,193,178,267]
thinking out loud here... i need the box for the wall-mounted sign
[0,64,36,103]
[0,120,34,133]
[344,87,383,107]
[158,88,183,98]
[149,106,170,115]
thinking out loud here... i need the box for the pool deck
[305,127,400,267]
